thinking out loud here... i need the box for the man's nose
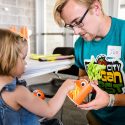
[73,27,81,35]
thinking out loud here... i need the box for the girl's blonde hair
[53,0,103,26]
[0,29,27,75]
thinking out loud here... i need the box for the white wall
[102,0,120,17]
[119,0,125,19]
[36,0,66,54]
[36,0,44,54]
[45,0,64,54]
[102,0,125,19]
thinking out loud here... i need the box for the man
[53,0,125,125]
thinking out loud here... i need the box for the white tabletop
[21,59,74,79]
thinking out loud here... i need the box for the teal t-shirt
[75,17,125,125]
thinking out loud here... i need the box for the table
[21,59,74,79]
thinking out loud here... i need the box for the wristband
[107,94,115,107]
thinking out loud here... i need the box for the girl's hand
[62,79,75,92]
[77,82,110,110]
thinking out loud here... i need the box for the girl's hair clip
[9,26,28,41]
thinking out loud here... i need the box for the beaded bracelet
[107,94,115,107]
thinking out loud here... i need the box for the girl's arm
[15,79,75,118]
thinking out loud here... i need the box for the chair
[53,47,74,55]
[53,47,79,76]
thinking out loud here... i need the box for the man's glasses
[64,7,90,30]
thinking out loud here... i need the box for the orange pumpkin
[68,79,92,105]
[33,89,45,99]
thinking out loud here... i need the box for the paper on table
[21,59,74,79]
[30,53,74,61]
[30,54,61,60]
[39,55,74,61]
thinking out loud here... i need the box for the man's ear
[92,1,102,16]
[95,5,100,16]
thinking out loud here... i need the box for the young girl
[0,29,75,125]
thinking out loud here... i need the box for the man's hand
[77,82,110,110]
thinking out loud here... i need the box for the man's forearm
[114,94,125,106]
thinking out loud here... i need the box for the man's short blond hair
[53,0,103,27]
